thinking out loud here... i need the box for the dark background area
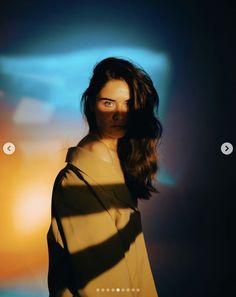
[0,1,235,296]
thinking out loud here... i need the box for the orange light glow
[13,185,50,234]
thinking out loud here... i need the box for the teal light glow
[0,47,170,115]
[0,289,46,297]
[158,169,176,186]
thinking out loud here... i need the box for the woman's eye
[104,101,113,107]
[124,101,130,109]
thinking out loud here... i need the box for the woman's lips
[111,125,126,128]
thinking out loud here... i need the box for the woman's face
[93,79,130,139]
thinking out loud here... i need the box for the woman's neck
[91,131,118,152]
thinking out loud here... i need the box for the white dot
[136,288,140,292]
[101,288,105,292]
[96,288,100,292]
[106,288,110,292]
[116,288,120,292]
[131,288,135,292]
[111,288,115,292]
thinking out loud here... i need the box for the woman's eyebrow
[98,97,130,102]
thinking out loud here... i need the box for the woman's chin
[106,131,126,139]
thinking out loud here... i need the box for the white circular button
[221,142,233,155]
[3,142,16,155]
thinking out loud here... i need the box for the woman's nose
[112,103,128,121]
[112,113,119,121]
[112,111,127,122]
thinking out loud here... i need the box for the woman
[47,57,162,296]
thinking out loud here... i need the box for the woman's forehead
[98,79,130,100]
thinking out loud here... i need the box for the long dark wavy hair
[81,57,162,201]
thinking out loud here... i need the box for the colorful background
[0,1,234,297]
